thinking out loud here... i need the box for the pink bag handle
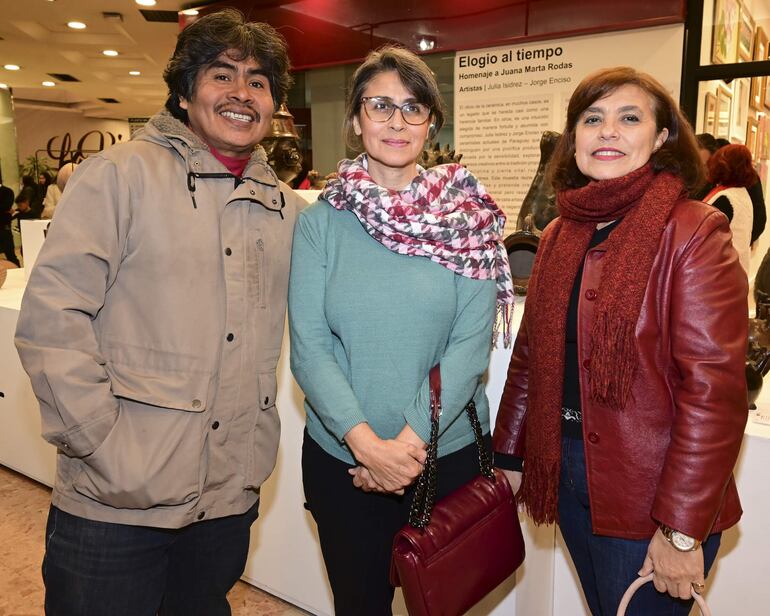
[616,574,712,616]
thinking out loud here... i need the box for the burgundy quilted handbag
[390,365,525,616]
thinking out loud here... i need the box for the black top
[748,180,766,244]
[702,181,765,244]
[561,219,620,439]
[495,219,620,472]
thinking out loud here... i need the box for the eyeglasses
[360,96,431,125]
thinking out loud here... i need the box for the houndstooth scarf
[321,154,515,347]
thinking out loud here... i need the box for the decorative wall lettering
[45,130,124,169]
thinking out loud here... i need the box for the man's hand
[345,423,426,494]
[639,528,705,599]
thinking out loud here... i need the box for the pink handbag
[616,574,713,616]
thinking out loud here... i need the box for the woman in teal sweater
[288,46,513,616]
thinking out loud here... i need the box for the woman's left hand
[349,466,386,492]
[639,528,705,599]
[349,425,428,494]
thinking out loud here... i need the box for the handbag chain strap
[408,365,495,529]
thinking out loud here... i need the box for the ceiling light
[129,70,141,76]
[417,36,436,52]
[135,0,157,6]
[4,64,20,71]
[42,81,56,87]
[181,9,199,16]
[103,50,119,57]
[67,21,87,29]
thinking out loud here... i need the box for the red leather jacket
[494,200,749,541]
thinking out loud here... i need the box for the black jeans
[42,501,259,616]
[302,430,492,616]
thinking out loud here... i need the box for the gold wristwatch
[659,524,701,552]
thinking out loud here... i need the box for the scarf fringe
[493,303,514,348]
[589,312,638,410]
[520,455,561,525]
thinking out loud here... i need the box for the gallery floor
[0,464,307,616]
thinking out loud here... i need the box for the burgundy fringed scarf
[519,163,685,525]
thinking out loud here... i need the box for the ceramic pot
[504,215,539,295]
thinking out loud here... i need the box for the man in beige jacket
[14,10,303,615]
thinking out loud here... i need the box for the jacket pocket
[102,339,212,413]
[244,371,281,490]
[72,369,211,509]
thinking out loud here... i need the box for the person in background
[42,171,62,219]
[0,183,19,266]
[12,191,37,221]
[288,45,513,615]
[494,67,748,616]
[40,163,78,219]
[55,162,78,193]
[704,144,757,274]
[19,175,41,218]
[14,9,302,615]
[691,133,719,200]
[696,132,719,166]
[696,134,766,245]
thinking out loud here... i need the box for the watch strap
[659,524,701,552]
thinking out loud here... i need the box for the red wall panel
[200,0,686,69]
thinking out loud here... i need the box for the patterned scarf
[519,163,685,524]
[321,154,515,347]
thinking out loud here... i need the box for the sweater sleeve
[402,275,497,442]
[288,205,368,442]
[749,180,767,244]
[710,195,733,222]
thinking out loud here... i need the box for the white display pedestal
[2,272,770,615]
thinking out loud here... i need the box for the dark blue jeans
[558,438,721,616]
[42,501,259,616]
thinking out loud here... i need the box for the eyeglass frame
[359,96,432,126]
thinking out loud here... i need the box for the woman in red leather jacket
[493,67,748,616]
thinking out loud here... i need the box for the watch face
[672,531,696,551]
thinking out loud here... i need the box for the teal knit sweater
[288,199,497,464]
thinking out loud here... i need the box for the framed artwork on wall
[716,86,732,139]
[704,92,717,134]
[732,78,750,141]
[738,6,755,61]
[751,27,768,109]
[757,115,770,160]
[747,117,759,159]
[712,0,740,64]
[757,116,764,159]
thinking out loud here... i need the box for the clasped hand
[345,424,427,495]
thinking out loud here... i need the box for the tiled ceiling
[0,0,182,119]
[0,0,690,121]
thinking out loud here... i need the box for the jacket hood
[136,110,270,169]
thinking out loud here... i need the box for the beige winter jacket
[15,111,302,527]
